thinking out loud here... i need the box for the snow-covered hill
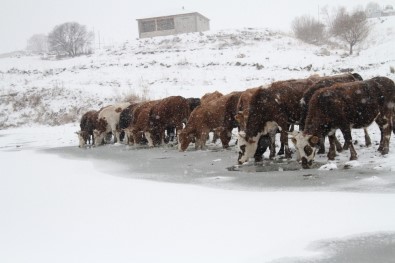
[0,17,394,128]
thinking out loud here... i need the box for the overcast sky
[0,0,393,54]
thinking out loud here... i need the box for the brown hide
[200,91,223,105]
[93,105,113,134]
[305,77,395,139]
[119,103,140,131]
[245,78,316,158]
[128,100,160,145]
[299,73,362,130]
[79,110,98,144]
[303,77,395,162]
[235,87,260,131]
[179,91,242,151]
[148,96,190,146]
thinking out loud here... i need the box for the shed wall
[138,13,209,38]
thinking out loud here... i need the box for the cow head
[93,129,105,146]
[290,131,319,169]
[178,130,194,152]
[238,121,279,164]
[75,131,87,147]
[237,131,261,164]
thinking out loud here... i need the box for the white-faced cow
[291,76,395,169]
[235,87,280,161]
[237,78,317,164]
[93,102,131,146]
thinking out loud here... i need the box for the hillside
[0,16,394,128]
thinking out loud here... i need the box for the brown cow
[237,78,318,164]
[291,77,395,169]
[76,110,98,147]
[200,91,223,105]
[147,96,190,146]
[119,103,141,144]
[123,100,160,146]
[165,97,201,143]
[178,91,242,151]
[299,73,367,153]
[200,91,225,143]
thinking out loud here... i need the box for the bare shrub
[330,8,370,55]
[48,22,94,57]
[292,15,325,44]
[124,92,144,103]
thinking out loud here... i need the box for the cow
[291,76,395,169]
[119,103,140,143]
[178,91,242,151]
[165,97,201,143]
[235,86,288,160]
[299,73,368,154]
[234,87,279,161]
[93,102,131,146]
[123,100,160,146]
[76,110,98,147]
[147,96,190,146]
[200,91,223,105]
[237,78,318,164]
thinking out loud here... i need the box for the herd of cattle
[76,73,395,169]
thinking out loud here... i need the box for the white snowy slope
[0,16,395,263]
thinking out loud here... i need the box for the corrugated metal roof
[136,8,209,21]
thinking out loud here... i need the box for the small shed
[136,10,210,38]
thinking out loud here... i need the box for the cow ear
[309,136,319,145]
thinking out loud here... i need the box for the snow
[1,16,395,263]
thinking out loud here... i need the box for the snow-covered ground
[1,122,395,263]
[1,16,395,263]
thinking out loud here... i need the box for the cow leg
[334,136,343,152]
[199,131,209,150]
[144,131,155,147]
[327,134,337,160]
[219,129,231,149]
[113,128,121,144]
[377,116,392,155]
[364,127,372,147]
[254,135,270,162]
[277,143,285,155]
[268,131,276,159]
[318,135,326,154]
[280,130,292,159]
[342,128,357,160]
[278,124,292,156]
